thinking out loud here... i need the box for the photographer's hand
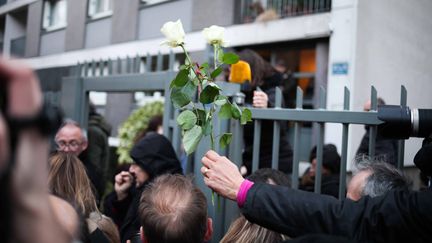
[0,58,69,243]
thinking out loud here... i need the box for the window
[43,0,67,31]
[141,0,171,6]
[88,0,113,19]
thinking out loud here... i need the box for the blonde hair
[221,216,288,243]
[88,212,120,243]
[48,152,98,217]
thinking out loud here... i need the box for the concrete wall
[65,0,86,51]
[85,17,112,49]
[352,0,432,166]
[40,29,66,56]
[138,0,193,40]
[191,0,235,30]
[111,0,138,44]
[25,0,42,57]
[3,11,26,56]
[324,0,358,168]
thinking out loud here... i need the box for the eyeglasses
[55,140,82,150]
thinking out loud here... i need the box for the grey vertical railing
[314,87,326,194]
[368,86,378,157]
[271,88,282,169]
[291,87,303,189]
[397,86,407,169]
[338,87,350,199]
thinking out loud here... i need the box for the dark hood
[129,132,182,179]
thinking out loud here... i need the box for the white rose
[202,25,227,46]
[160,20,185,48]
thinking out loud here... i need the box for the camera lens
[377,105,432,139]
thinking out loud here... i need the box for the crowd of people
[0,48,431,243]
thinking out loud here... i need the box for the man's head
[129,133,182,188]
[55,120,87,155]
[309,144,341,177]
[347,158,411,201]
[138,174,212,243]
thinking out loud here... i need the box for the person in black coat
[300,144,342,198]
[236,49,293,174]
[201,149,432,243]
[356,98,398,165]
[104,132,182,243]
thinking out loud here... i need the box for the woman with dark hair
[235,49,293,174]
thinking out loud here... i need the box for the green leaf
[171,90,191,108]
[172,69,189,87]
[183,125,203,155]
[219,133,232,148]
[180,64,188,70]
[214,95,227,106]
[202,120,212,136]
[241,108,252,125]
[200,62,209,69]
[231,102,241,119]
[222,53,240,65]
[199,84,220,104]
[210,67,223,79]
[218,103,232,119]
[177,110,197,130]
[182,81,197,97]
[194,109,206,126]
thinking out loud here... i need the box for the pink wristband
[237,179,254,208]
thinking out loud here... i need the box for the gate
[60,52,408,242]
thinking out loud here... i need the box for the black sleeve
[241,183,432,242]
[103,191,132,229]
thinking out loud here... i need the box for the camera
[377,105,432,139]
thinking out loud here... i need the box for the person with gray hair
[347,158,411,201]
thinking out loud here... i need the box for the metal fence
[60,54,408,242]
[238,0,332,24]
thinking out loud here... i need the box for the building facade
[0,0,431,167]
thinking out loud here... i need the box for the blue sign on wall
[332,62,349,75]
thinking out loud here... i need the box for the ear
[140,227,148,243]
[204,218,213,242]
[81,139,88,151]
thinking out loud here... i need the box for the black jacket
[241,183,432,242]
[243,72,293,174]
[356,127,398,165]
[104,133,182,243]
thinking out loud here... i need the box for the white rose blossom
[160,20,186,48]
[202,25,228,47]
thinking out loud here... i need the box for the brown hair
[48,152,98,217]
[221,216,288,243]
[237,49,276,87]
[88,212,120,243]
[139,174,207,243]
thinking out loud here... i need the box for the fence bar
[108,59,113,75]
[314,86,326,194]
[291,86,303,189]
[271,88,282,169]
[156,52,163,71]
[117,57,121,74]
[133,54,140,73]
[168,51,175,71]
[145,53,152,72]
[368,86,377,157]
[397,85,407,169]
[252,120,261,172]
[339,87,350,199]
[126,56,131,73]
[91,60,96,76]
